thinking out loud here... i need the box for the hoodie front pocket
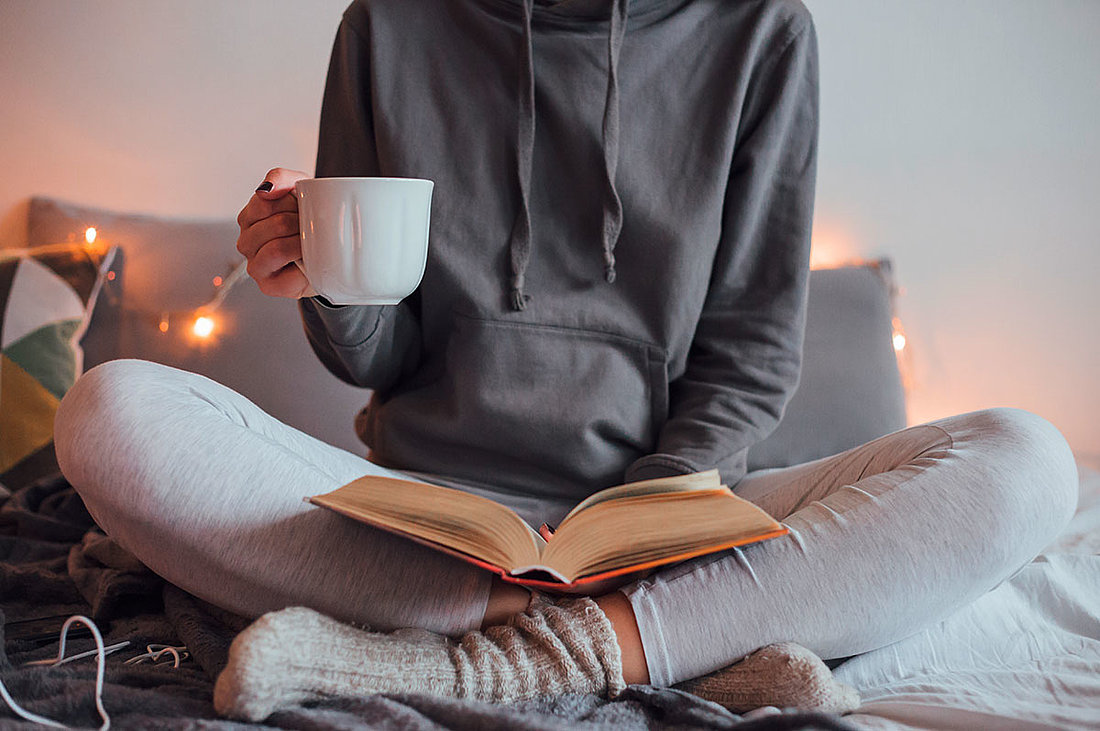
[371,312,668,500]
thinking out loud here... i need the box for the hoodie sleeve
[297,10,423,391]
[625,18,819,485]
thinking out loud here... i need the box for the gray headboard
[29,196,906,475]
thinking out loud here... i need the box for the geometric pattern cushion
[0,243,117,487]
[26,196,368,457]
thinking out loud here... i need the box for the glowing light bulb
[158,317,170,333]
[106,271,116,281]
[212,275,223,287]
[193,316,215,338]
[84,227,97,244]
[893,332,907,352]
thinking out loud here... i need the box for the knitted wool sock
[673,642,860,714]
[213,595,625,721]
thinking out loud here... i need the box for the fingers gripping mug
[294,177,434,305]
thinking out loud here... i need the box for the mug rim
[296,176,433,185]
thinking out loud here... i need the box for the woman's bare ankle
[481,578,533,628]
[595,591,651,685]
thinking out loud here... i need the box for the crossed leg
[55,359,1078,713]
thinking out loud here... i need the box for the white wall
[2,0,1097,457]
[0,0,346,222]
[804,0,1100,458]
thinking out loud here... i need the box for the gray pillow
[28,196,367,455]
[747,261,907,471]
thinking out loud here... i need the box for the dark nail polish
[255,181,274,193]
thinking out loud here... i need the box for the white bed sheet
[835,458,1100,730]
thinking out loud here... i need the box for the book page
[309,475,543,570]
[559,469,722,525]
[543,487,784,582]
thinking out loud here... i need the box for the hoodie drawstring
[508,0,537,311]
[506,0,628,311]
[601,0,627,285]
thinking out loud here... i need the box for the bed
[2,196,1096,729]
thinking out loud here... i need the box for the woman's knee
[55,359,186,494]
[944,407,1078,542]
[974,407,1075,490]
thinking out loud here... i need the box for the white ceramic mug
[294,177,433,305]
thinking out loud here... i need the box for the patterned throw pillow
[0,243,117,492]
[27,196,369,457]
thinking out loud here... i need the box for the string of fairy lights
[878,259,914,392]
[81,226,247,342]
[76,225,913,388]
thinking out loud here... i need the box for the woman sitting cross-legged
[54,0,1078,721]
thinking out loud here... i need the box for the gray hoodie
[300,0,819,512]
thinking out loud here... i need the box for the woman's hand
[237,167,312,298]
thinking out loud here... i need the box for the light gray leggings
[53,359,1079,686]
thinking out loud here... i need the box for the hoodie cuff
[300,296,387,348]
[623,454,699,484]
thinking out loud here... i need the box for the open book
[308,469,787,592]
